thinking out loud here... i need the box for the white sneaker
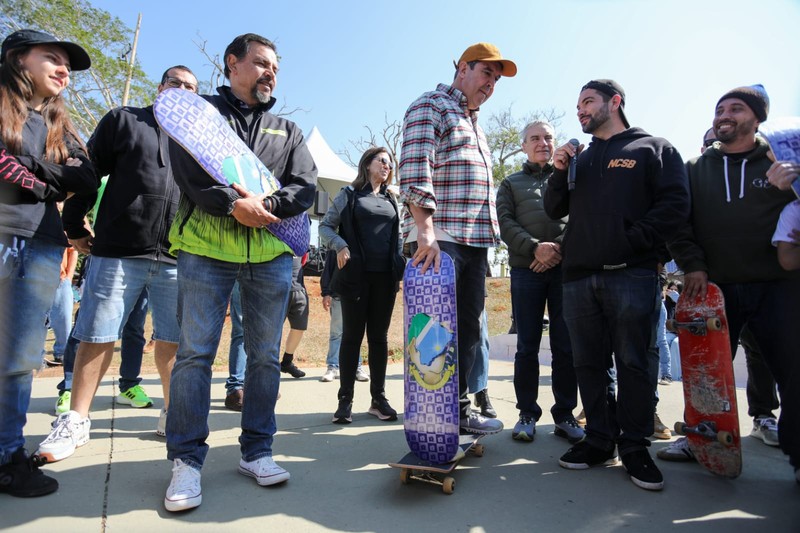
[751,416,779,447]
[355,367,370,382]
[156,408,167,437]
[320,366,337,382]
[238,456,290,486]
[164,459,202,512]
[37,411,90,462]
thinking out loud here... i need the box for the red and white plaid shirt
[399,83,499,248]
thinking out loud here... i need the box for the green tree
[0,0,155,138]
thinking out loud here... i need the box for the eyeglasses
[374,156,393,169]
[703,138,717,148]
[164,77,198,93]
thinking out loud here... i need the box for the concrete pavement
[2,340,798,532]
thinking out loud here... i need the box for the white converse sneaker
[238,456,290,486]
[37,411,90,462]
[320,366,337,382]
[164,459,201,512]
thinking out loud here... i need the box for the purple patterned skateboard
[153,88,310,256]
[402,252,459,464]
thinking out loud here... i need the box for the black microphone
[567,138,579,191]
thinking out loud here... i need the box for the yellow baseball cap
[456,43,517,77]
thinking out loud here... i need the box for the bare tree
[340,113,403,167]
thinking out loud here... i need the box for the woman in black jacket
[319,147,404,424]
[0,29,95,497]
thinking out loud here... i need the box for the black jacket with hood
[668,136,798,283]
[544,127,689,282]
[62,105,178,263]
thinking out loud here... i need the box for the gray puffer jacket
[497,161,567,268]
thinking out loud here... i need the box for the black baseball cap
[1,29,91,71]
[582,79,630,128]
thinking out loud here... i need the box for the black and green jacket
[168,87,317,263]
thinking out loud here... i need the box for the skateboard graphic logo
[407,313,456,390]
[221,153,271,194]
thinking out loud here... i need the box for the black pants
[338,271,396,402]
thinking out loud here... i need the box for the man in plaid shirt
[399,42,516,435]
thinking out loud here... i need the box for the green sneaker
[117,384,153,408]
[55,390,71,415]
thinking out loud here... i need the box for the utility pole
[121,13,142,107]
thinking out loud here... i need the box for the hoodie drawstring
[722,155,748,202]
[723,156,731,202]
[739,159,747,199]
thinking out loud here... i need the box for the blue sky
[91,0,800,163]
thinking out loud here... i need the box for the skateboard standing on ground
[666,282,742,478]
[389,252,484,493]
[153,88,310,256]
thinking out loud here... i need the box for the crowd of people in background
[1,29,798,513]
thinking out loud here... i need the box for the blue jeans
[226,281,246,394]
[58,289,148,393]
[562,269,660,455]
[0,235,62,464]
[656,302,671,379]
[324,296,343,368]
[719,279,800,467]
[510,265,577,423]
[47,278,73,357]
[72,256,179,343]
[167,252,292,468]
[467,311,490,393]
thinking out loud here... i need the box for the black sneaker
[281,362,306,379]
[622,449,664,491]
[368,396,398,421]
[460,410,503,435]
[559,440,619,470]
[0,448,58,497]
[332,399,353,424]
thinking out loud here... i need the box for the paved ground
[3,340,798,532]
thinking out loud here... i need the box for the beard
[714,117,756,144]
[252,77,273,104]
[581,103,611,134]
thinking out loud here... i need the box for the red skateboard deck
[667,282,741,478]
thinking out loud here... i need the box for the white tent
[305,126,355,212]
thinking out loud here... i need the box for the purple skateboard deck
[403,252,459,464]
[153,88,310,256]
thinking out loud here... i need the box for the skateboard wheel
[674,422,687,435]
[473,444,485,457]
[717,431,733,445]
[443,477,455,494]
[399,468,410,484]
[666,319,677,333]
[706,317,722,331]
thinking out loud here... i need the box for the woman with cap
[0,29,95,498]
[319,147,405,425]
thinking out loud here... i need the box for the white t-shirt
[772,199,800,245]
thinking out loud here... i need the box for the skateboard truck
[674,420,734,446]
[397,443,484,495]
[666,317,722,336]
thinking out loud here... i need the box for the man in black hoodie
[544,79,689,491]
[37,66,198,464]
[666,85,800,485]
